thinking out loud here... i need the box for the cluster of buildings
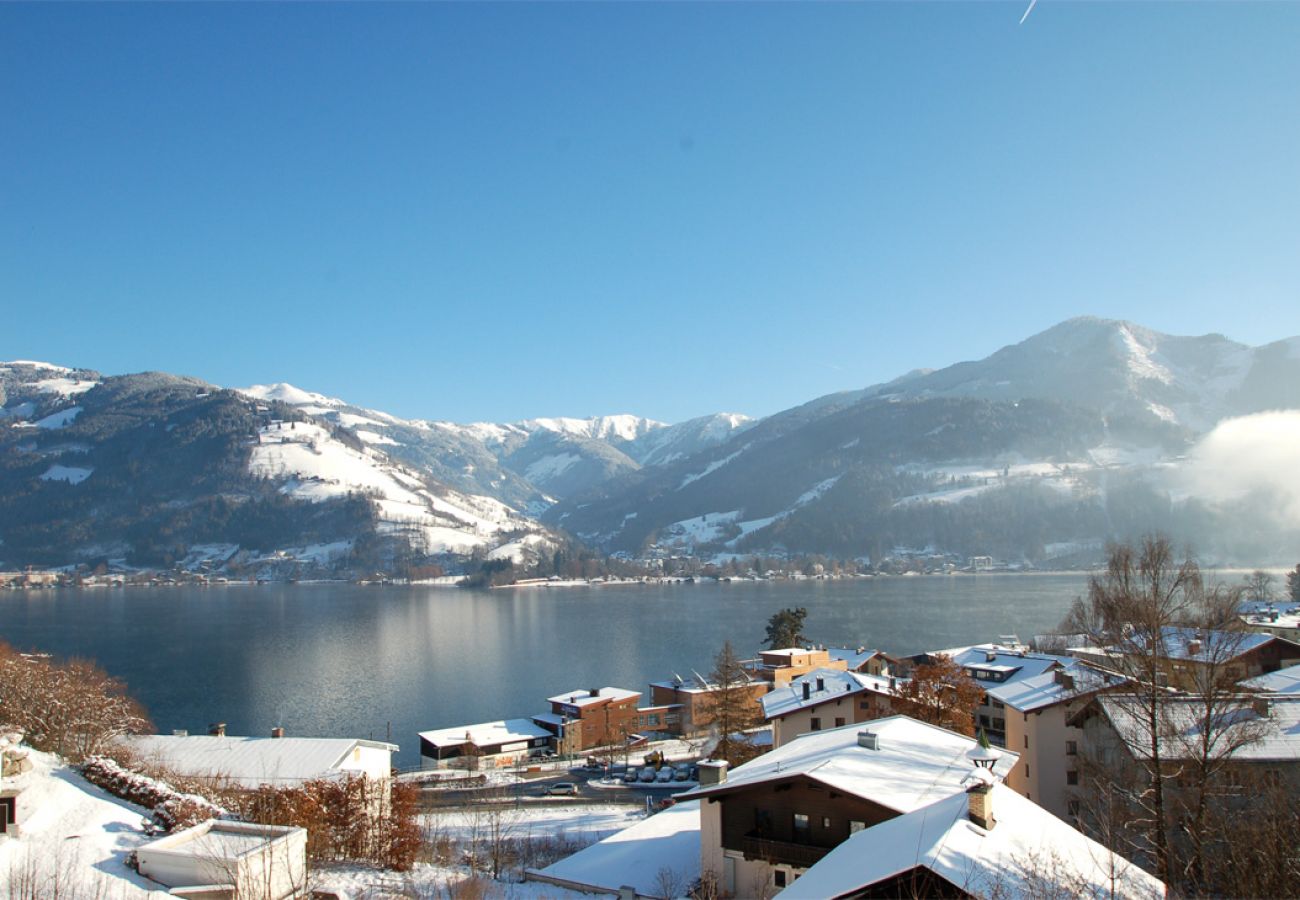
[416,646,892,771]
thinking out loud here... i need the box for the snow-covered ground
[0,748,162,898]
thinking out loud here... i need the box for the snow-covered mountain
[859,317,1300,433]
[544,319,1300,565]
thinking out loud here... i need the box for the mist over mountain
[3,317,1298,573]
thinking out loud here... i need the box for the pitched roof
[778,784,1165,900]
[418,718,553,749]
[678,715,1017,814]
[1094,695,1300,762]
[1242,662,1300,695]
[827,647,885,670]
[944,644,1077,686]
[981,664,1122,713]
[761,668,894,719]
[123,735,396,788]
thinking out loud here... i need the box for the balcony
[737,834,831,868]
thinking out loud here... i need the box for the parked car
[548,782,579,796]
[655,767,674,783]
[638,767,657,783]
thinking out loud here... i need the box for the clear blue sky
[3,2,1298,424]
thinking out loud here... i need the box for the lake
[0,574,1092,767]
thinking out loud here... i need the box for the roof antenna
[1019,0,1039,25]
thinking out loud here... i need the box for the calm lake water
[0,575,1091,767]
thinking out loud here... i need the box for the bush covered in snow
[79,755,225,831]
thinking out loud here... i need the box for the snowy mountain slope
[0,367,558,571]
[544,319,1300,563]
[624,412,755,466]
[856,317,1300,433]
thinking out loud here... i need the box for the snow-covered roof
[1242,662,1300,695]
[778,784,1165,900]
[981,664,1122,713]
[679,716,1017,814]
[943,644,1078,686]
[1155,626,1279,662]
[1094,695,1300,762]
[123,735,397,788]
[827,647,885,670]
[761,668,895,720]
[547,687,641,708]
[419,718,552,749]
[531,800,701,896]
[532,712,568,727]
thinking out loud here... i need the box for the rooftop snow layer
[123,734,396,788]
[419,718,553,749]
[532,800,701,897]
[679,715,1018,814]
[779,783,1164,900]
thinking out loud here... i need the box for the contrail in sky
[1020,0,1039,25]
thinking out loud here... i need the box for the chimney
[1054,670,1075,691]
[857,730,879,750]
[802,682,811,701]
[590,688,601,698]
[208,723,226,737]
[967,779,996,830]
[1253,696,1273,719]
[816,676,825,693]
[1187,639,1202,656]
[985,650,997,663]
[697,759,729,786]
[172,729,188,737]
[271,726,285,739]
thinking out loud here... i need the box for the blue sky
[3,2,1298,424]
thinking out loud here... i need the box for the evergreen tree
[699,641,763,766]
[764,607,808,649]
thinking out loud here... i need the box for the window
[834,717,846,728]
[1024,763,1029,778]
[1023,735,1028,749]
[774,870,787,888]
[1066,740,1077,756]
[793,814,811,843]
[1067,800,1081,817]
[991,699,1005,710]
[992,717,1005,731]
[810,717,821,731]
[1067,770,1078,785]
[822,816,831,829]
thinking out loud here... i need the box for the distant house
[122,729,397,790]
[647,674,769,738]
[533,687,642,754]
[1068,626,1300,692]
[676,715,1019,895]
[1240,605,1300,643]
[748,648,849,686]
[761,668,899,748]
[826,647,897,677]
[418,718,553,770]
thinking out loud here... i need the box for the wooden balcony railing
[737,835,831,868]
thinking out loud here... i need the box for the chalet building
[761,668,899,748]
[647,674,769,737]
[1067,626,1300,692]
[677,716,1019,895]
[417,718,554,770]
[748,647,848,686]
[1240,606,1300,643]
[532,687,642,753]
[779,779,1165,899]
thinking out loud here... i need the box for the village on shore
[2,553,1299,899]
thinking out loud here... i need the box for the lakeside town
[1,541,1298,898]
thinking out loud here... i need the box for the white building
[122,733,397,789]
[418,718,554,770]
[136,820,307,899]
